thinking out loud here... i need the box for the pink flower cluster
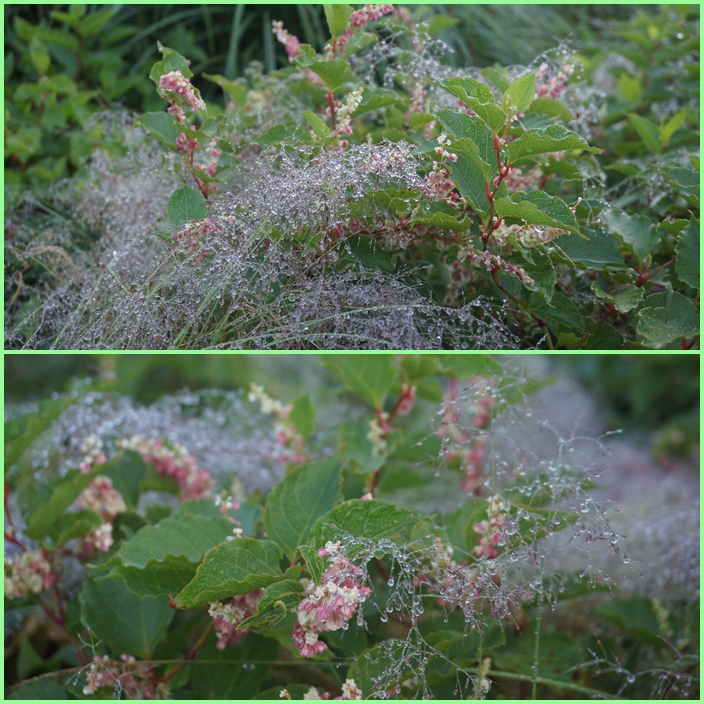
[272,20,302,61]
[248,384,307,465]
[327,4,394,56]
[78,434,107,474]
[296,679,363,700]
[158,71,206,112]
[194,138,222,179]
[460,245,535,286]
[472,495,505,559]
[74,475,127,559]
[117,436,214,501]
[4,550,55,599]
[83,654,166,699]
[175,127,199,155]
[292,542,371,658]
[208,590,263,649]
[535,62,574,100]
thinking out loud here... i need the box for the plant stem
[637,257,675,286]
[327,91,337,131]
[160,621,214,684]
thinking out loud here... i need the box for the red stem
[327,91,337,131]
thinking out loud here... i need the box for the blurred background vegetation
[3,3,671,196]
[4,353,699,460]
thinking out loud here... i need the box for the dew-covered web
[309,365,649,700]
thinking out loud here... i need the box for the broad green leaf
[77,10,115,37]
[139,111,180,149]
[335,421,387,476]
[636,290,699,348]
[319,354,397,408]
[435,77,506,134]
[410,211,470,232]
[597,596,662,646]
[434,355,502,379]
[299,544,326,584]
[351,90,402,117]
[502,73,536,114]
[148,41,192,85]
[25,465,102,541]
[617,71,642,102]
[167,186,207,227]
[341,31,378,58]
[29,37,50,74]
[301,110,331,141]
[49,510,103,548]
[289,395,316,440]
[505,248,557,300]
[193,634,277,698]
[118,514,231,568]
[675,217,700,289]
[590,282,644,314]
[426,15,460,35]
[494,191,581,236]
[655,165,700,202]
[555,227,630,271]
[238,579,305,630]
[323,4,353,41]
[253,123,297,145]
[600,209,659,261]
[309,59,355,93]
[4,127,42,165]
[263,456,342,561]
[506,125,599,166]
[443,498,487,555]
[202,73,247,106]
[292,44,317,68]
[8,677,68,700]
[307,499,425,557]
[626,112,662,154]
[528,292,585,334]
[527,97,574,121]
[100,450,146,509]
[659,108,689,145]
[5,396,76,471]
[80,575,173,658]
[115,555,197,599]
[435,110,498,177]
[399,355,443,382]
[175,538,283,607]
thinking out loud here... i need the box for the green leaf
[626,112,663,154]
[528,292,585,334]
[506,125,599,166]
[238,579,305,630]
[175,538,284,608]
[636,290,699,348]
[600,209,659,261]
[289,395,316,441]
[527,97,574,121]
[307,499,425,557]
[494,191,581,236]
[675,217,700,289]
[410,211,470,232]
[435,110,498,178]
[351,90,403,117]
[80,575,173,658]
[29,37,50,74]
[167,186,207,227]
[319,354,397,408]
[597,596,662,646]
[301,110,331,141]
[100,450,146,510]
[49,510,103,548]
[253,123,297,145]
[309,59,355,93]
[5,396,75,471]
[299,544,326,584]
[323,4,353,40]
[292,44,317,68]
[193,634,277,698]
[77,10,115,37]
[399,355,442,382]
[25,465,102,541]
[148,41,192,85]
[263,456,342,561]
[139,111,180,149]
[114,556,197,599]
[555,227,630,271]
[118,514,231,568]
[502,73,536,114]
[505,248,557,300]
[8,677,68,700]
[617,71,642,102]
[434,355,502,379]
[590,282,645,314]
[659,108,689,145]
[655,165,700,202]
[202,73,247,106]
[443,498,487,555]
[434,77,506,134]
[4,126,42,165]
[426,15,460,35]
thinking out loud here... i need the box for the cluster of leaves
[5,354,700,699]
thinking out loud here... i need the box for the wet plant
[5,4,699,350]
[4,354,700,698]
